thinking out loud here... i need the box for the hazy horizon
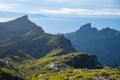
[0,0,120,34]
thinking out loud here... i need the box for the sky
[0,0,120,34]
[0,0,120,16]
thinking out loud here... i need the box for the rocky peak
[0,15,44,41]
[56,34,76,52]
[15,15,28,21]
[80,23,92,30]
[76,23,97,34]
[6,15,29,24]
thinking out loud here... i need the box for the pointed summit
[76,23,92,33]
[76,23,97,34]
[10,15,29,22]
[80,23,92,30]
[17,15,28,20]
[0,15,44,41]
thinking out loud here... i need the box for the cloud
[0,3,18,11]
[0,0,119,16]
[0,4,12,10]
[39,8,120,16]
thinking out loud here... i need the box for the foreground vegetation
[34,68,120,80]
[0,50,120,80]
[1,67,120,80]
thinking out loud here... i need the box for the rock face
[0,16,76,58]
[65,23,120,67]
[65,53,103,69]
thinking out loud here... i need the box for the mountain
[0,15,76,58]
[0,11,47,18]
[65,23,120,67]
[0,15,44,41]
[0,16,106,80]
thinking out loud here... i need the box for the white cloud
[39,8,120,16]
[0,4,12,10]
[0,3,18,11]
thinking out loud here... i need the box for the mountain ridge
[0,16,107,80]
[65,23,120,67]
[0,15,44,41]
[0,15,76,58]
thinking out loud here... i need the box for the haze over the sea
[0,0,120,34]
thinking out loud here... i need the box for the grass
[0,51,120,80]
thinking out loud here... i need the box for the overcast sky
[0,0,120,16]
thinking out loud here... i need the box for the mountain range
[0,16,103,79]
[65,23,120,67]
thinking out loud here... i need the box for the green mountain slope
[0,49,103,80]
[0,32,75,58]
[0,50,33,80]
[0,16,75,58]
[0,68,24,80]
[2,49,120,80]
[0,50,119,80]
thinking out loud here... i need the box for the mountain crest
[80,23,92,29]
[0,16,75,58]
[65,23,120,67]
[7,15,29,23]
[76,23,97,34]
[15,15,28,21]
[77,23,92,32]
[0,15,44,41]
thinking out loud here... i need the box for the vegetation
[37,68,120,80]
[1,65,120,80]
[0,68,23,80]
[1,49,119,80]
